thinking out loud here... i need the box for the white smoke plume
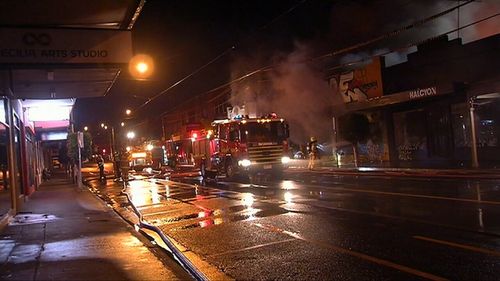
[268,44,343,145]
[228,0,499,147]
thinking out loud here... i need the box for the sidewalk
[287,159,500,179]
[288,165,500,179]
[0,174,191,281]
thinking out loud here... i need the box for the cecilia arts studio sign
[0,27,132,64]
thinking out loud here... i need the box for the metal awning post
[469,98,479,168]
[77,131,84,188]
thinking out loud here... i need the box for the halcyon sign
[0,28,133,64]
[408,86,437,100]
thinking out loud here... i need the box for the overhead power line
[184,0,478,102]
[159,10,499,126]
[315,0,475,60]
[167,11,499,120]
[136,0,309,111]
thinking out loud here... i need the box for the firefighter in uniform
[97,155,105,181]
[307,137,318,170]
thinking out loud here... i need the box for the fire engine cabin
[129,150,152,171]
[190,114,290,179]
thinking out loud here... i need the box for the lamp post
[469,98,479,168]
[102,124,115,162]
[101,123,118,178]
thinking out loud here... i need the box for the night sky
[74,0,500,141]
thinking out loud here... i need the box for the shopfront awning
[332,83,455,116]
[0,0,144,100]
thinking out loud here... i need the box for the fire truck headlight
[238,159,252,167]
[281,156,291,164]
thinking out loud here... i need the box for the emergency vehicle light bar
[212,115,285,126]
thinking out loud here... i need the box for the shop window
[427,105,452,158]
[0,122,10,216]
[12,114,24,195]
[476,100,500,148]
[451,103,471,148]
[25,131,35,189]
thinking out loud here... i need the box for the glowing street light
[101,123,105,128]
[121,122,125,127]
[136,62,148,74]
[104,125,108,130]
[127,131,135,139]
[125,109,132,115]
[83,126,88,131]
[128,54,154,79]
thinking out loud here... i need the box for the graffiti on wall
[330,57,383,104]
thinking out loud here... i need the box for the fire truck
[127,141,166,171]
[189,113,291,179]
[128,147,152,171]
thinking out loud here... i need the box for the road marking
[413,236,500,257]
[301,183,500,205]
[254,223,448,281]
[292,168,500,179]
[208,238,297,257]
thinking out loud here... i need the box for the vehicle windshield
[241,121,288,143]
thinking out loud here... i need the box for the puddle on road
[9,213,60,226]
[162,202,288,231]
[177,207,287,230]
[134,179,306,230]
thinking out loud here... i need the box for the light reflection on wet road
[117,172,500,280]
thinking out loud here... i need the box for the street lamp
[100,122,118,178]
[128,54,154,80]
[100,123,115,158]
[136,62,148,74]
[84,126,88,131]
[127,131,135,139]
[126,131,135,148]
[121,122,125,127]
[125,109,132,116]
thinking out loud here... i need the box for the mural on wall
[330,57,383,103]
[359,111,388,163]
[393,109,428,162]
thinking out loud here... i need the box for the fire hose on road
[120,180,209,281]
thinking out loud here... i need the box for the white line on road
[300,182,500,205]
[253,223,449,281]
[413,235,500,257]
[208,238,297,257]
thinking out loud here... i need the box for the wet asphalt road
[92,169,500,280]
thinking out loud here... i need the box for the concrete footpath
[289,164,500,179]
[0,175,192,281]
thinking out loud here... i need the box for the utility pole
[469,98,479,168]
[77,131,84,188]
[110,126,121,180]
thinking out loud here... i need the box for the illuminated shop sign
[408,86,437,100]
[0,99,5,124]
[0,28,132,64]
